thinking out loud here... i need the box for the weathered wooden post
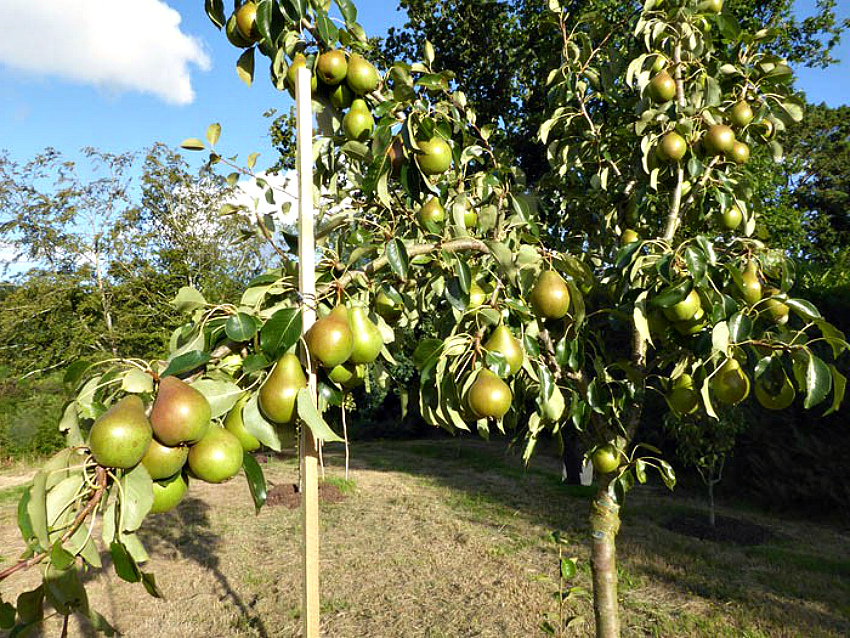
[295,65,321,638]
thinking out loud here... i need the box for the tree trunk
[561,431,584,485]
[708,480,716,528]
[590,479,621,638]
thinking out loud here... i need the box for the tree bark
[708,479,716,528]
[590,478,621,638]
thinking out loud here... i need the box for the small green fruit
[235,2,259,42]
[648,70,677,103]
[346,53,379,95]
[704,124,736,155]
[729,141,750,164]
[90,396,152,469]
[226,13,253,48]
[328,362,366,390]
[417,137,453,176]
[718,205,743,231]
[330,83,354,109]
[141,438,189,480]
[530,271,571,320]
[467,369,512,419]
[419,196,445,226]
[666,374,699,415]
[729,101,754,128]
[259,353,307,424]
[224,393,261,452]
[755,370,795,410]
[150,472,189,514]
[348,306,383,364]
[188,426,244,484]
[468,282,487,308]
[317,50,347,85]
[343,99,374,142]
[711,358,750,405]
[375,290,402,322]
[621,229,640,246]
[657,132,687,162]
[484,325,524,376]
[305,306,354,368]
[591,445,621,474]
[662,289,701,322]
[739,261,763,306]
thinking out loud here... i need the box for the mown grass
[0,437,847,637]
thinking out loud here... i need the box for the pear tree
[0,0,846,637]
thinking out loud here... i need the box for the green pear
[375,289,402,322]
[348,306,383,364]
[188,425,244,484]
[346,53,379,94]
[258,353,307,424]
[305,306,354,367]
[343,99,374,142]
[530,271,571,319]
[330,82,353,109]
[467,369,512,419]
[224,393,261,451]
[89,396,152,469]
[317,49,347,85]
[141,437,189,480]
[468,282,487,308]
[328,361,366,390]
[484,325,524,376]
[739,261,763,305]
[150,472,189,514]
[150,376,211,446]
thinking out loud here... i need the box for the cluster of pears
[466,324,525,420]
[256,304,383,433]
[418,194,478,230]
[647,54,764,169]
[88,377,250,515]
[458,268,574,423]
[735,260,790,325]
[662,288,707,336]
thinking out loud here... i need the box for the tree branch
[317,237,490,297]
[0,466,108,583]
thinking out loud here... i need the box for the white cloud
[0,0,210,105]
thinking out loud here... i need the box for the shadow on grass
[336,437,850,637]
[136,496,270,638]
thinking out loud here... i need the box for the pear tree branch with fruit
[1,0,846,637]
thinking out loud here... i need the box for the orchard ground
[1,439,848,637]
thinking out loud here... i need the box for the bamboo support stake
[296,66,321,638]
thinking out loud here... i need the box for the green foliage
[3,1,847,635]
[378,0,848,185]
[0,375,66,461]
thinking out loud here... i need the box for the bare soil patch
[266,482,346,509]
[662,512,773,546]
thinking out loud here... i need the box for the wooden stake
[296,66,321,638]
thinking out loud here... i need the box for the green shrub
[0,374,67,461]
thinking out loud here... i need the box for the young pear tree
[1,0,846,637]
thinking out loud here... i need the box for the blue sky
[0,0,846,175]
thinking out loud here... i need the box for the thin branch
[0,466,108,582]
[317,237,490,297]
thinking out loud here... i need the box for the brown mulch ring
[265,482,346,509]
[662,512,773,546]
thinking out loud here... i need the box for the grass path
[0,439,848,637]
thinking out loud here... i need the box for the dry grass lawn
[1,438,848,637]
